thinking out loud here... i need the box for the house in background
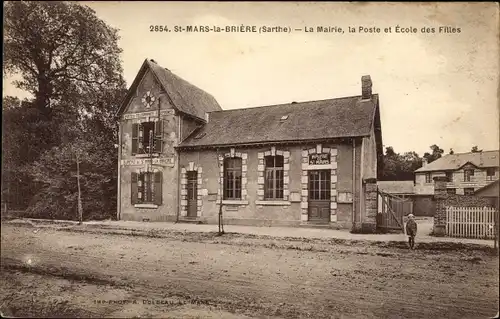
[414,151,499,196]
[116,59,384,231]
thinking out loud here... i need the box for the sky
[3,2,499,155]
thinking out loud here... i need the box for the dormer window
[464,168,474,182]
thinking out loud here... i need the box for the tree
[449,148,455,155]
[471,146,482,153]
[380,147,422,181]
[423,144,444,164]
[3,1,126,220]
[4,1,123,118]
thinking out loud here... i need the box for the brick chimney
[361,75,372,100]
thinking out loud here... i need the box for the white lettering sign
[121,157,175,166]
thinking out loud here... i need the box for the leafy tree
[423,144,444,164]
[471,145,482,153]
[380,147,422,181]
[3,1,126,220]
[449,148,455,155]
[4,1,123,118]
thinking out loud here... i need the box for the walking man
[406,213,417,249]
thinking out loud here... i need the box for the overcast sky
[3,2,499,155]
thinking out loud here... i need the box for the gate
[377,190,413,232]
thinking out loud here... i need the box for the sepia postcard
[1,1,499,318]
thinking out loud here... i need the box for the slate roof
[415,150,500,173]
[377,181,415,194]
[179,94,379,148]
[117,59,222,120]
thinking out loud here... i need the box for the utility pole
[76,152,83,225]
[216,148,224,235]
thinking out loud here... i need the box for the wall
[432,177,495,236]
[178,141,361,228]
[118,69,180,222]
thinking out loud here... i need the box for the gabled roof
[178,94,380,148]
[116,59,222,120]
[415,150,499,173]
[377,181,415,194]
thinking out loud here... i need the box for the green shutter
[131,172,138,204]
[131,123,139,155]
[154,120,163,153]
[154,171,162,205]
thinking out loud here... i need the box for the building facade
[116,59,384,231]
[414,151,499,195]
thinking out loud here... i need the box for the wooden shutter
[154,120,163,153]
[154,171,162,205]
[131,172,138,204]
[138,124,144,153]
[131,124,139,155]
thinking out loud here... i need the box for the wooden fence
[446,206,498,239]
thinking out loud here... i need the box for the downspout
[175,114,182,223]
[116,121,122,221]
[352,138,356,230]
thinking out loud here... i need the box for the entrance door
[308,170,331,222]
[187,171,197,217]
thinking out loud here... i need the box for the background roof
[415,150,499,172]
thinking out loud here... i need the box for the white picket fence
[446,206,498,239]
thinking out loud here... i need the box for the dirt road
[1,224,498,318]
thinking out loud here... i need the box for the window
[132,121,163,155]
[264,155,284,200]
[131,171,162,205]
[224,158,242,200]
[486,168,496,181]
[464,188,475,196]
[464,169,474,182]
[446,188,456,195]
[445,172,453,182]
[425,173,432,184]
[309,170,331,200]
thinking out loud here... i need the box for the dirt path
[1,225,498,318]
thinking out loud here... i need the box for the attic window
[194,132,206,140]
[280,115,289,121]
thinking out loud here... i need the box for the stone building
[414,151,499,195]
[116,59,384,231]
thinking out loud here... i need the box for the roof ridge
[210,94,377,114]
[447,150,499,156]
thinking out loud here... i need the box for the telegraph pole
[76,152,83,225]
